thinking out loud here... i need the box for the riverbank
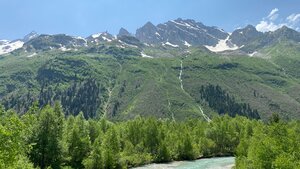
[132,157,235,169]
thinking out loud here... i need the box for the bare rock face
[135,18,229,47]
[229,25,263,47]
[117,28,132,37]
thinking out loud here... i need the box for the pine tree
[29,105,63,169]
[67,112,91,169]
[83,134,103,169]
[102,127,121,169]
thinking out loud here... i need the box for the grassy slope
[183,49,300,120]
[0,44,300,120]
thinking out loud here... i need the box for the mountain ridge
[1,18,300,55]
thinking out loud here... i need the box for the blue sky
[1,0,300,40]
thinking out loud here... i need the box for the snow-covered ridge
[91,33,104,39]
[90,32,115,43]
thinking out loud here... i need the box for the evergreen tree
[102,126,121,169]
[29,105,63,169]
[83,134,103,169]
[67,112,91,169]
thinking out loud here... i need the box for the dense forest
[199,84,260,119]
[0,103,299,169]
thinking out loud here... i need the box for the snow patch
[170,20,200,31]
[116,45,125,49]
[155,32,161,37]
[92,33,114,42]
[118,40,138,48]
[248,51,258,57]
[0,40,24,55]
[75,36,86,41]
[163,42,179,48]
[102,36,112,42]
[184,41,192,47]
[0,40,9,44]
[204,36,239,52]
[26,53,37,58]
[141,52,153,58]
[91,33,103,38]
[218,28,226,33]
[60,46,71,51]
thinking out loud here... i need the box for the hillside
[1,19,300,121]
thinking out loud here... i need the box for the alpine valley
[1,18,300,121]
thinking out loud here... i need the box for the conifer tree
[29,105,63,169]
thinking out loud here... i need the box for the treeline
[0,103,299,169]
[199,84,260,119]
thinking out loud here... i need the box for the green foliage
[83,134,103,169]
[67,112,91,169]
[0,110,34,168]
[29,104,64,169]
[235,119,300,169]
[1,104,300,168]
[200,84,260,119]
[177,133,196,160]
[3,46,300,121]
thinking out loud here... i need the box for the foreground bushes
[0,103,299,168]
[235,118,300,168]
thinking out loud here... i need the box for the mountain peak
[269,25,300,42]
[276,25,293,32]
[272,25,299,35]
[229,25,262,47]
[118,27,131,37]
[174,17,184,22]
[23,31,39,42]
[144,21,155,27]
[135,21,159,44]
[244,24,256,30]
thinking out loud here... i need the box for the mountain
[86,32,115,45]
[1,19,300,121]
[1,19,300,55]
[0,32,40,55]
[240,26,300,53]
[229,25,263,47]
[118,35,144,48]
[117,28,132,37]
[136,22,161,44]
[23,31,39,42]
[23,34,87,52]
[0,40,24,55]
[136,18,229,47]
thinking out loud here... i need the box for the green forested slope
[1,43,300,120]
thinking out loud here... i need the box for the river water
[133,157,235,169]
